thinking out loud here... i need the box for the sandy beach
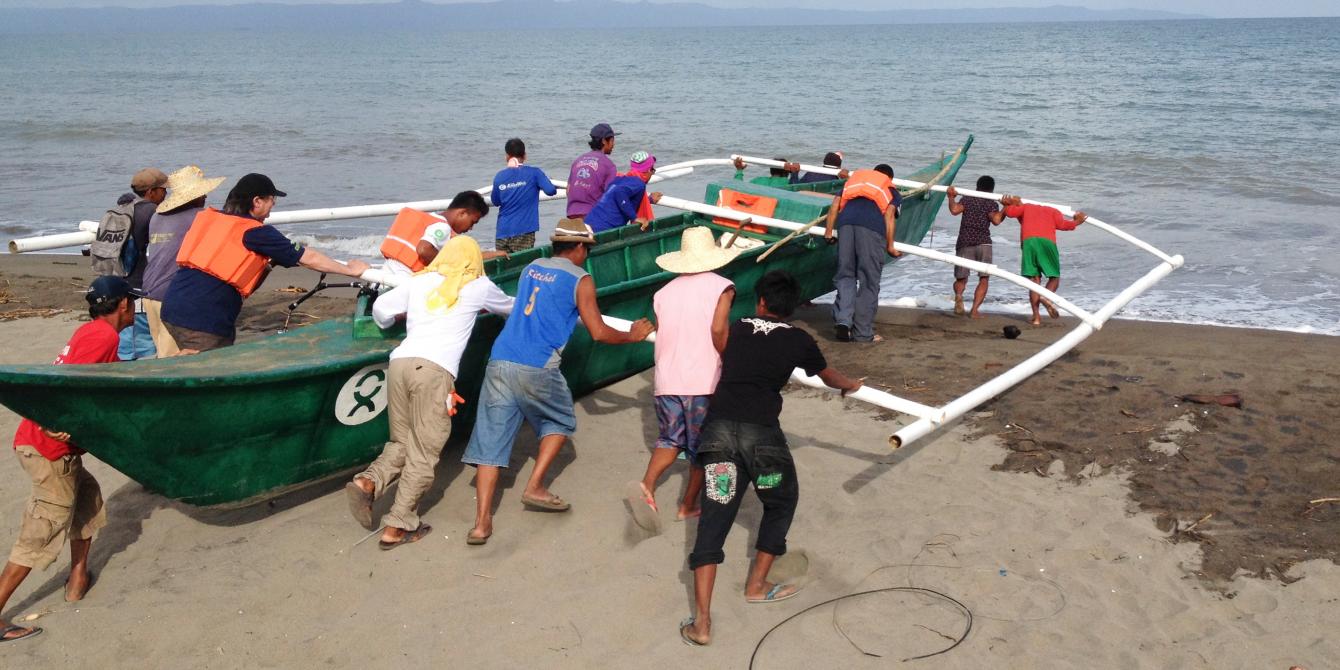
[1,254,1337,668]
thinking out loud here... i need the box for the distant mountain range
[1,0,1206,34]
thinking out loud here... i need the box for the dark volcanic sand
[792,303,1340,584]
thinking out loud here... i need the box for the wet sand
[0,253,1337,668]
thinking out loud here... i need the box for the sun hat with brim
[157,165,227,213]
[655,226,741,274]
[551,222,597,245]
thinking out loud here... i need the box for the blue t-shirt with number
[490,256,588,368]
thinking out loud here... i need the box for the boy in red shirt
[1000,195,1087,325]
[0,276,133,644]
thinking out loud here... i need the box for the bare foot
[1030,316,1042,326]
[1044,301,1060,319]
[467,523,492,545]
[969,310,985,319]
[65,570,91,602]
[953,296,965,315]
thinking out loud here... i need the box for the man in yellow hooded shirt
[345,236,515,550]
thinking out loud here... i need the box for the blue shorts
[117,312,156,361]
[654,395,710,460]
[462,360,577,468]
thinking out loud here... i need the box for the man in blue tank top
[461,223,654,545]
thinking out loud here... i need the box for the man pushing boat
[680,270,863,647]
[461,222,653,545]
[345,235,515,550]
[0,277,135,645]
[159,173,371,352]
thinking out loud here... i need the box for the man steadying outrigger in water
[999,194,1087,325]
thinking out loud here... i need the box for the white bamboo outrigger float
[5,154,1182,452]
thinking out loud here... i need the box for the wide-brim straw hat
[157,165,226,213]
[655,226,741,274]
[551,221,597,245]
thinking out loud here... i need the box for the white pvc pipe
[7,167,699,253]
[599,315,939,420]
[655,195,1100,328]
[10,230,95,254]
[889,257,1181,449]
[733,154,1182,265]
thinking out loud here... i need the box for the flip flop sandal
[679,617,707,647]
[345,481,375,531]
[624,481,662,533]
[521,493,571,512]
[378,524,432,551]
[466,530,491,546]
[0,624,42,644]
[746,583,801,604]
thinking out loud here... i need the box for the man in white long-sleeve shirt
[345,235,514,550]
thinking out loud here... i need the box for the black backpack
[90,197,139,277]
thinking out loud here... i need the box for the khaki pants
[9,445,106,570]
[358,358,454,531]
[142,298,180,357]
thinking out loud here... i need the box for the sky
[1,0,1336,18]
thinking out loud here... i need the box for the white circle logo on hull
[335,363,389,426]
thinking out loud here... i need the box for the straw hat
[551,221,597,245]
[655,226,741,274]
[156,165,226,213]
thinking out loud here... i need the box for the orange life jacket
[712,189,774,233]
[839,169,895,213]
[175,208,272,298]
[380,208,448,272]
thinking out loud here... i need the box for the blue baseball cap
[86,275,133,307]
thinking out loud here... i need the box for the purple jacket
[565,150,616,217]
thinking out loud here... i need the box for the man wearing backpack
[92,168,168,360]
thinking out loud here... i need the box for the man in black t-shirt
[680,271,862,647]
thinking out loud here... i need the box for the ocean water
[1,18,1337,334]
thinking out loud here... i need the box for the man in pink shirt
[628,227,737,533]
[1000,195,1087,325]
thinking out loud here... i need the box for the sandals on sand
[679,617,708,647]
[378,524,431,551]
[466,530,491,546]
[345,480,375,531]
[521,493,570,512]
[0,624,42,644]
[746,583,801,604]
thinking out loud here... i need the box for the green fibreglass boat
[0,138,971,506]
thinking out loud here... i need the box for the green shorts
[1020,238,1061,278]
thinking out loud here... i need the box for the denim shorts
[462,359,578,468]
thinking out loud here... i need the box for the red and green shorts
[1020,238,1061,278]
